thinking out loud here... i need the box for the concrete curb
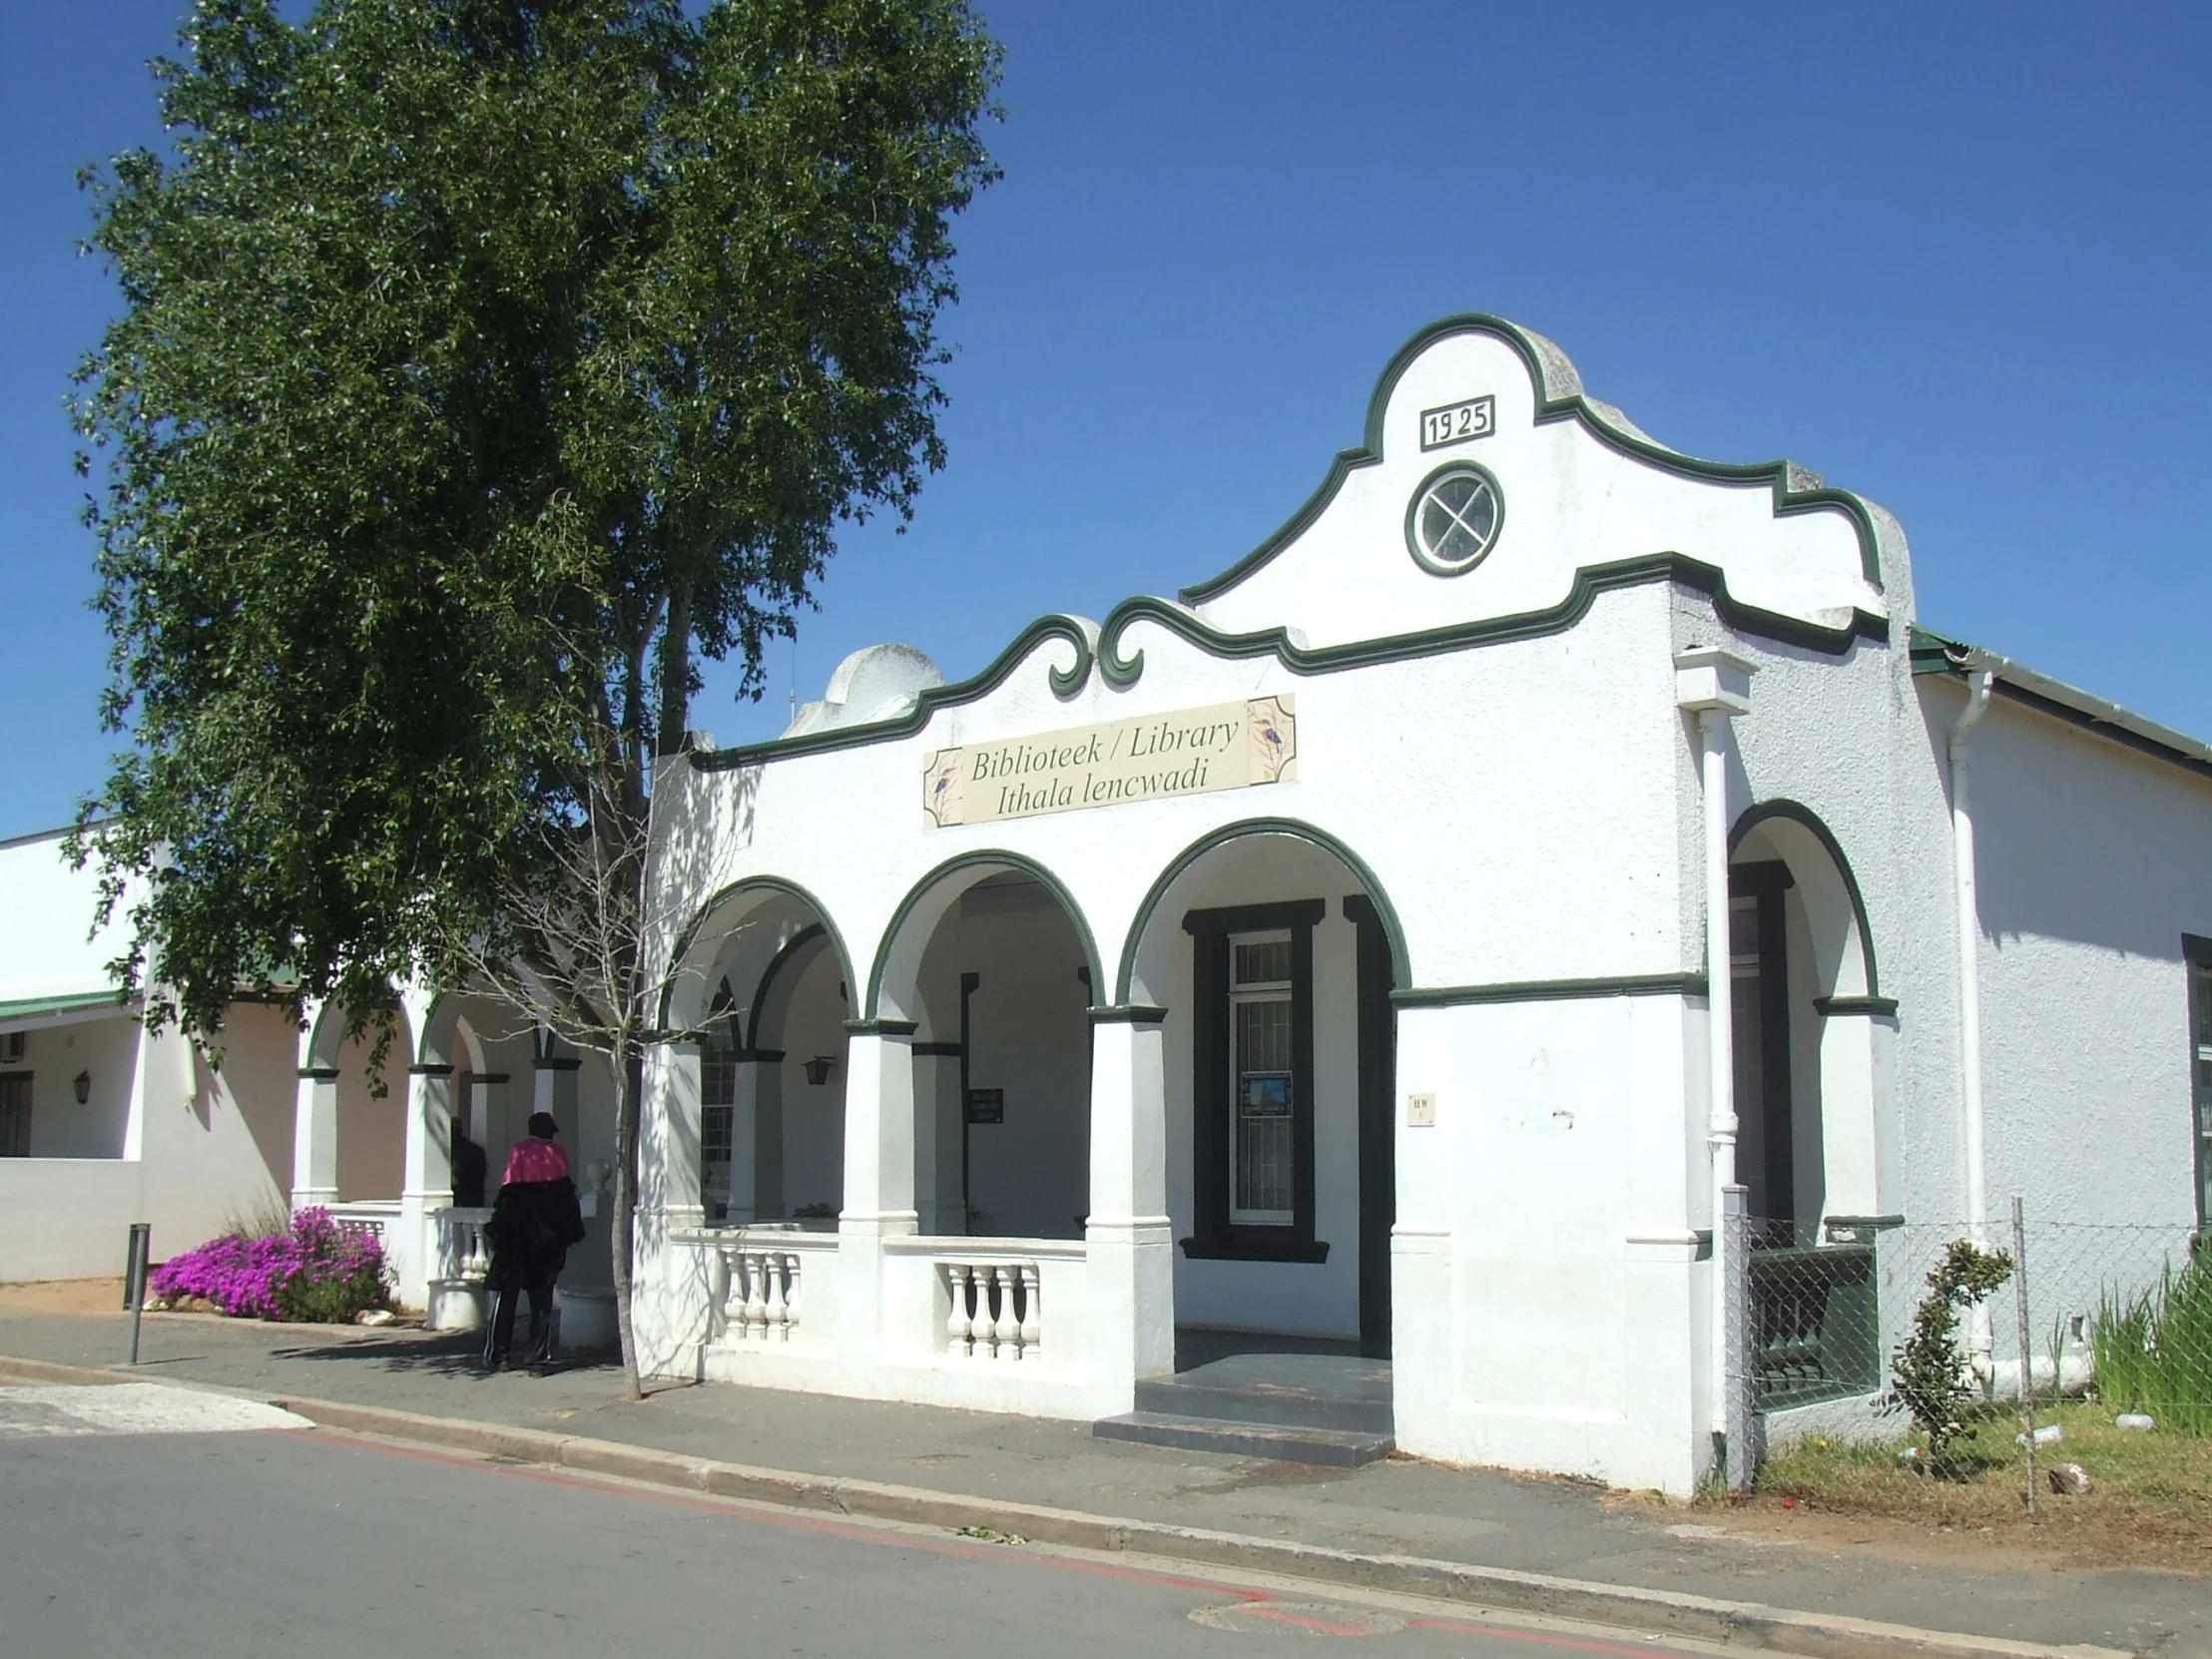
[0,1356,2129,1659]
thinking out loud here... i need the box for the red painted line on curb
[281,1426,1267,1602]
[1408,1616,1682,1657]
[1238,1605,1382,1637]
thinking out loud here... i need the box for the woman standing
[482,1113,587,1371]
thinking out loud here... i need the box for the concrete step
[1091,1410,1394,1467]
[1133,1368,1393,1435]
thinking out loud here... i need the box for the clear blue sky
[3,2,2206,837]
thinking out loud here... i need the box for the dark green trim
[734,1048,788,1063]
[843,1017,919,1037]
[656,879,853,1034]
[689,615,1095,774]
[1185,906,1326,1261]
[1089,1004,1169,1025]
[1391,972,1706,1008]
[532,1056,583,1072]
[1102,553,1882,692]
[0,989,130,1024]
[297,1067,340,1081]
[1179,1236,1331,1264]
[1182,899,1329,935]
[1402,457,1505,577]
[863,850,1103,1019]
[1349,895,1395,1358]
[1116,818,1410,1001]
[1179,313,1886,605]
[1914,628,2212,786]
[405,1063,454,1077]
[747,924,829,1052]
[1814,995,1899,1018]
[912,1040,964,1057]
[474,1072,510,1086]
[683,555,1881,784]
[1728,799,1882,998]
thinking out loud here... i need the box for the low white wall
[0,1158,144,1281]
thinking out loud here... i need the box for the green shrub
[1887,1238,2012,1476]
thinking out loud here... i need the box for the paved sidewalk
[2,1306,2202,1658]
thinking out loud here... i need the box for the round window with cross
[1404,461,1503,576]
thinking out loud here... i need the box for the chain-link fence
[1727,1201,2208,1481]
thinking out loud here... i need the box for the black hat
[527,1112,560,1139]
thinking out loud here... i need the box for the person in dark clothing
[450,1124,488,1209]
[482,1112,587,1371]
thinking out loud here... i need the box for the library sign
[923,696,1296,829]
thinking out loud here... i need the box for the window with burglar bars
[0,1072,29,1158]
[700,980,739,1220]
[1230,934,1295,1225]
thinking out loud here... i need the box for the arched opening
[417,991,535,1205]
[664,881,853,1228]
[1728,800,1889,1408]
[871,852,1099,1239]
[304,997,416,1205]
[1122,820,1402,1376]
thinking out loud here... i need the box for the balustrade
[942,1259,1043,1362]
[712,1244,805,1345]
[435,1207,494,1283]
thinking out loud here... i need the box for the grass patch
[1753,1400,2212,1571]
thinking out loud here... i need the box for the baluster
[1018,1264,1041,1361]
[729,1250,753,1338]
[763,1253,789,1343]
[986,1265,1015,1360]
[945,1263,972,1357]
[970,1265,995,1359]
[783,1253,802,1339]
[466,1221,489,1282]
[747,1251,773,1340]
[706,1247,733,1340]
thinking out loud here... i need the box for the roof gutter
[1911,626,2212,780]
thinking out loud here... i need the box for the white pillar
[397,1062,454,1308]
[1675,646,1755,1469]
[1948,668,1995,1246]
[1085,1009,1174,1413]
[911,1050,962,1233]
[633,1038,709,1379]
[292,1065,339,1210]
[837,1023,919,1362]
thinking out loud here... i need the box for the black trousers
[484,1273,557,1367]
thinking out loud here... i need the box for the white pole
[1949,668,1995,1248]
[1701,709,1738,1444]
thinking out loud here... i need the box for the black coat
[485,1177,587,1290]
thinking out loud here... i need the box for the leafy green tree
[70,0,999,1391]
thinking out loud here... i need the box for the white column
[632,1038,710,1380]
[397,1062,454,1309]
[291,1066,339,1210]
[1948,668,1995,1245]
[1674,646,1755,1471]
[1084,1009,1174,1414]
[837,1023,919,1363]
[911,1050,962,1233]
[724,1060,761,1225]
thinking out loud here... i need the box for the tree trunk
[609,1040,644,1400]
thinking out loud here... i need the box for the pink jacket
[502,1137,571,1185]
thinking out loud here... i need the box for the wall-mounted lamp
[803,1055,836,1087]
[73,1070,91,1105]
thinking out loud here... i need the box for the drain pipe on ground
[1674,647,1756,1480]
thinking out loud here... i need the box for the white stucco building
[625,313,2212,1494]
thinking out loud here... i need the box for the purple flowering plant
[150,1207,391,1322]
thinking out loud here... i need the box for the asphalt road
[0,1382,1709,1659]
